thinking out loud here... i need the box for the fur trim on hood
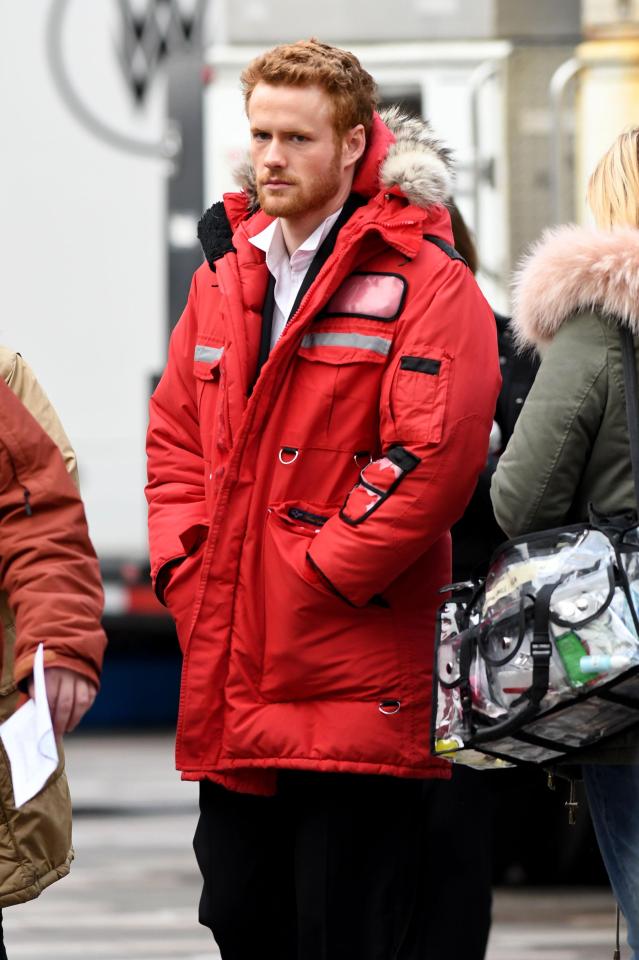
[512,224,639,350]
[233,106,453,212]
[377,106,453,208]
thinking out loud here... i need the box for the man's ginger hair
[241,39,378,137]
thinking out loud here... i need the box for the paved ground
[489,890,626,959]
[1,734,629,959]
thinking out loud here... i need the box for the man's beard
[257,151,342,218]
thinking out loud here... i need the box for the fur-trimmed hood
[512,224,639,350]
[197,107,453,268]
[234,106,453,212]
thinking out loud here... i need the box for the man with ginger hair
[147,39,500,958]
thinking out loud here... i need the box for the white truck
[1,0,191,724]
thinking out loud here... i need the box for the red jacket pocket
[388,349,452,443]
[260,504,400,701]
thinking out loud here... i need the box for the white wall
[0,0,169,558]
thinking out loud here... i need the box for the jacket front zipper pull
[23,488,32,516]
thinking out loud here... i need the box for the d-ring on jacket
[146,109,501,794]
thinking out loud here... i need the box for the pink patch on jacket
[342,457,404,522]
[325,273,406,320]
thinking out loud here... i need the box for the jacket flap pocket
[390,347,452,444]
[193,343,224,380]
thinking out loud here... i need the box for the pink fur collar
[512,224,639,350]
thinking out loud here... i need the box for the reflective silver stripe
[300,332,391,357]
[194,345,224,363]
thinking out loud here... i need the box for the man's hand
[27,667,97,736]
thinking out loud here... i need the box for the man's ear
[342,124,366,170]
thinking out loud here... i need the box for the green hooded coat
[491,224,639,763]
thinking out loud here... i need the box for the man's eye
[291,135,308,143]
[253,132,270,142]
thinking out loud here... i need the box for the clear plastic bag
[432,524,639,767]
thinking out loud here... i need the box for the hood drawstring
[559,777,622,960]
[613,904,621,960]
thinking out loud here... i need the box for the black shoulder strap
[423,234,467,266]
[620,325,639,509]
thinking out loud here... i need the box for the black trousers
[193,771,427,960]
[399,765,493,960]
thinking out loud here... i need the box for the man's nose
[263,138,286,168]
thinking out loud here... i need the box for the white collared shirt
[248,208,342,350]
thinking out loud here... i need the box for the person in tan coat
[0,351,106,957]
[0,347,78,483]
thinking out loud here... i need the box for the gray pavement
[3,734,216,960]
[489,890,627,959]
[2,734,629,959]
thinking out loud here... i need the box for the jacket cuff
[306,540,376,608]
[305,553,356,607]
[14,651,102,694]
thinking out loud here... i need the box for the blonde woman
[491,128,639,958]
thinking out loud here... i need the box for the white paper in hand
[0,643,59,807]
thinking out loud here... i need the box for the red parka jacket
[146,110,501,794]
[0,380,105,687]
